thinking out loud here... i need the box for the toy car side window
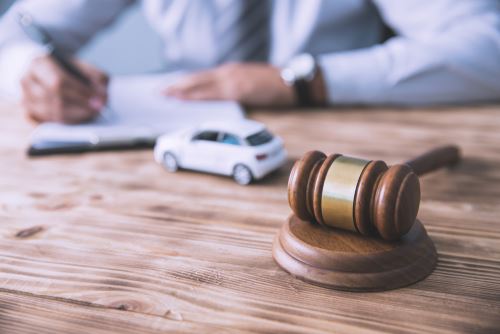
[192,131,219,142]
[219,133,241,146]
[246,130,274,146]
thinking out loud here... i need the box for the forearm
[318,33,500,106]
[318,0,500,106]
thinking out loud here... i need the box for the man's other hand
[20,56,108,124]
[164,63,297,107]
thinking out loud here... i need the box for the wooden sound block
[272,215,437,291]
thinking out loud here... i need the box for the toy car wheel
[233,164,253,185]
[163,152,178,172]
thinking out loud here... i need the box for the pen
[17,12,114,121]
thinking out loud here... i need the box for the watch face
[290,54,316,80]
[280,68,296,86]
[280,53,317,85]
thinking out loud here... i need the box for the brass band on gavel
[321,156,371,232]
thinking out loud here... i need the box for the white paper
[30,72,245,147]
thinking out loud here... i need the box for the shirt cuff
[318,45,392,105]
[0,42,47,101]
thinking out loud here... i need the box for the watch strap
[294,79,314,107]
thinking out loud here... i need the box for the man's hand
[164,63,297,107]
[20,55,108,124]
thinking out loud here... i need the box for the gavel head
[288,151,421,240]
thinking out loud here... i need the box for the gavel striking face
[288,146,460,240]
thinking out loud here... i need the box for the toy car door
[217,132,244,175]
[183,130,221,173]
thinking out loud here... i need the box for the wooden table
[0,102,499,334]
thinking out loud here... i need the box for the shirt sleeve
[0,0,134,100]
[318,0,500,105]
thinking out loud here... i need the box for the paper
[30,72,245,150]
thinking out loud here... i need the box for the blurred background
[0,0,165,75]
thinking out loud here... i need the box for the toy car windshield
[246,130,273,146]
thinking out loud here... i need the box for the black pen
[17,12,113,120]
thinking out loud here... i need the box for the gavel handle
[404,145,461,176]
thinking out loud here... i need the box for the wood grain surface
[0,102,499,333]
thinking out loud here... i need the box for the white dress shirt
[1,0,499,105]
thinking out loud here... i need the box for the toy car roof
[197,120,266,138]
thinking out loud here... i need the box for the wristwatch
[280,53,318,107]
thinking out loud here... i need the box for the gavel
[288,145,460,240]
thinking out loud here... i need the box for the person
[0,0,499,124]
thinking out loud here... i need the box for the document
[28,72,245,155]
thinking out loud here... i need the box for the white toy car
[154,120,287,185]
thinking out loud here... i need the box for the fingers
[164,64,252,102]
[21,76,97,124]
[21,73,54,122]
[176,85,223,100]
[75,59,109,97]
[164,71,221,99]
[21,56,108,124]
[31,59,96,100]
[167,63,297,107]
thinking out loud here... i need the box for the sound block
[273,215,437,291]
